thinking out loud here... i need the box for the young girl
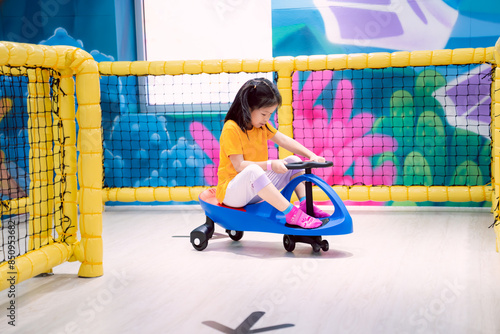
[216,77,329,229]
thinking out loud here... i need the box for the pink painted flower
[190,122,220,186]
[292,71,398,186]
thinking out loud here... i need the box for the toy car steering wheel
[285,160,333,172]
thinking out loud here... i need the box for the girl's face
[249,104,278,129]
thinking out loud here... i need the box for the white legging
[223,155,303,208]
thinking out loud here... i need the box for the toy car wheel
[283,235,296,252]
[227,229,244,241]
[192,237,208,251]
[320,240,329,252]
[312,243,321,253]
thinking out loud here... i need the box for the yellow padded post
[97,61,112,75]
[431,50,453,65]
[72,50,103,278]
[154,188,171,202]
[347,53,368,69]
[0,243,71,291]
[390,51,410,67]
[451,48,475,64]
[294,56,309,71]
[274,56,294,159]
[110,61,132,76]
[367,52,391,69]
[369,186,391,201]
[148,61,166,75]
[327,54,348,70]
[136,187,157,202]
[24,44,45,66]
[241,59,260,73]
[170,187,193,202]
[164,60,185,75]
[307,55,328,71]
[130,61,151,75]
[409,50,432,67]
[258,58,274,72]
[102,185,207,205]
[202,59,223,74]
[485,47,495,62]
[222,59,243,73]
[40,45,59,68]
[0,43,9,64]
[3,43,28,67]
[184,60,203,74]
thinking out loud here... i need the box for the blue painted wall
[0,0,136,60]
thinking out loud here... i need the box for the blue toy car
[190,161,353,252]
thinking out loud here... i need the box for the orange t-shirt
[216,120,276,203]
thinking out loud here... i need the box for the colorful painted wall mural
[0,0,499,206]
[272,0,500,55]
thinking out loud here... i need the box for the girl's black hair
[224,77,282,133]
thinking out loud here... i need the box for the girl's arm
[229,153,289,174]
[270,131,325,162]
[229,154,269,173]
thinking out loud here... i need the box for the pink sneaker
[299,201,330,218]
[285,206,322,229]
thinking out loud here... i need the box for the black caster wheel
[226,229,244,241]
[190,216,214,251]
[283,235,296,252]
[191,237,208,251]
[190,230,209,251]
[320,240,329,252]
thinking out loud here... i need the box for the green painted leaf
[415,111,447,183]
[403,151,433,186]
[451,160,484,186]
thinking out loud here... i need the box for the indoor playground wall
[2,0,500,208]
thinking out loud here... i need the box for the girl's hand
[308,154,325,163]
[270,159,289,173]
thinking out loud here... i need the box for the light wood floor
[1,205,499,334]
